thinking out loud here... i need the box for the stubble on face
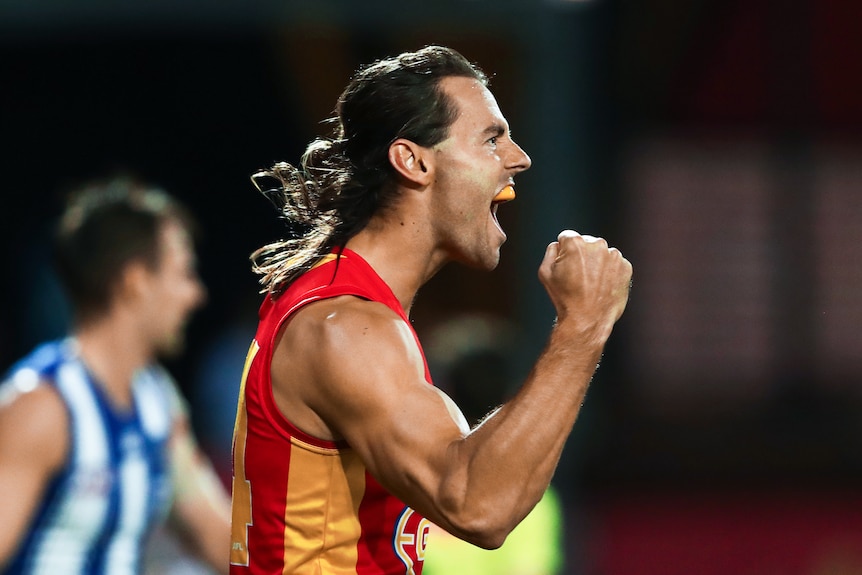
[429,78,512,270]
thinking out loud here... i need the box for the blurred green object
[423,485,564,575]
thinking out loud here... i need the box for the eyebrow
[482,123,507,138]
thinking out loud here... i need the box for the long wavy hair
[251,45,488,297]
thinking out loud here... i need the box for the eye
[487,136,498,147]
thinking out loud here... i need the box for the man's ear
[116,260,150,304]
[388,138,433,187]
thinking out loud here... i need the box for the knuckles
[544,232,633,289]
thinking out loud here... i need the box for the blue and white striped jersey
[1,338,177,575]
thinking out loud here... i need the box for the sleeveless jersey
[230,249,430,575]
[1,338,175,575]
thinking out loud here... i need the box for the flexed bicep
[273,297,471,529]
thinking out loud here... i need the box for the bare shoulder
[272,295,426,439]
[281,295,418,364]
[289,293,404,326]
[0,379,69,470]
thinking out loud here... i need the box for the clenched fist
[538,230,632,345]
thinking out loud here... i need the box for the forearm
[169,422,231,574]
[173,464,230,574]
[440,322,605,545]
[171,485,231,574]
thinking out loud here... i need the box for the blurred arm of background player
[163,381,232,574]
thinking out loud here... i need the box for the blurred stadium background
[2,1,862,573]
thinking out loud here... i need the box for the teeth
[493,185,515,203]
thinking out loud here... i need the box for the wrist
[549,317,609,360]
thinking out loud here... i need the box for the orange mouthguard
[493,185,516,203]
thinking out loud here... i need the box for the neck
[73,316,152,409]
[345,215,448,316]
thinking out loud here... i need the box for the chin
[469,248,503,271]
[450,237,504,271]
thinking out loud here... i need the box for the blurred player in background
[0,176,231,575]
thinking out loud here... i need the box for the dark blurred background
[3,1,862,573]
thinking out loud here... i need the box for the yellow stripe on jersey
[283,441,366,574]
[230,340,260,567]
[310,253,341,270]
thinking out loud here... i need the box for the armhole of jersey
[44,378,76,477]
[256,250,416,449]
[257,288,377,451]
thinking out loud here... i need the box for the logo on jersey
[393,507,430,574]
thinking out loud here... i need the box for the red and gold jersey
[230,249,431,575]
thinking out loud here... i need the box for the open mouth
[490,185,515,235]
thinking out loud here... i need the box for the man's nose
[508,140,532,172]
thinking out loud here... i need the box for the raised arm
[273,230,631,549]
